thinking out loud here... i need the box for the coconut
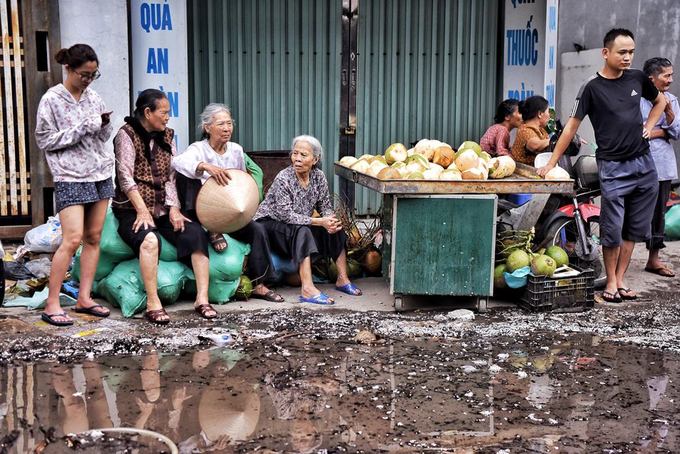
[406,171,424,179]
[234,275,253,300]
[406,147,415,157]
[414,139,436,161]
[347,258,363,278]
[362,249,382,275]
[391,161,409,177]
[367,160,388,177]
[494,264,508,289]
[439,169,463,180]
[461,167,486,180]
[373,155,388,165]
[454,149,480,172]
[488,155,516,179]
[506,249,530,272]
[339,156,358,167]
[432,144,455,168]
[406,153,429,168]
[422,167,441,180]
[457,140,483,156]
[384,142,408,164]
[479,151,491,163]
[545,166,571,180]
[545,245,569,267]
[377,167,402,180]
[351,159,371,174]
[531,254,557,277]
[447,161,460,172]
[357,153,375,162]
[428,163,444,173]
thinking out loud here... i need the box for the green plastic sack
[72,248,117,282]
[99,208,135,262]
[96,260,147,317]
[245,154,264,201]
[184,234,250,304]
[97,259,189,317]
[665,205,680,240]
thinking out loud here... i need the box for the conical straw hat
[198,379,261,442]
[196,170,260,233]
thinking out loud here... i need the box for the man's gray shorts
[597,153,658,247]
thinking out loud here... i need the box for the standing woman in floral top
[254,135,361,305]
[35,44,113,326]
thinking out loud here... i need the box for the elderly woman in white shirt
[172,103,284,303]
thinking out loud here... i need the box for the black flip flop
[73,304,110,318]
[41,312,74,327]
[251,290,286,303]
[617,287,638,301]
[601,290,622,303]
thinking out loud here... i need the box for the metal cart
[335,163,574,312]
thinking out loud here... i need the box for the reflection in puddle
[0,334,678,452]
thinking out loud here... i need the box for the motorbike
[498,121,606,288]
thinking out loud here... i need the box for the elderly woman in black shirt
[254,135,361,305]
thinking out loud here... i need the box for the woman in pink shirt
[479,99,522,156]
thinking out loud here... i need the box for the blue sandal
[299,293,335,305]
[335,282,362,296]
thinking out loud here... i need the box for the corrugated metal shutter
[188,0,342,186]
[355,0,500,214]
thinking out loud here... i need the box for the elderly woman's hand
[321,216,343,234]
[133,209,156,233]
[169,206,192,232]
[198,162,232,186]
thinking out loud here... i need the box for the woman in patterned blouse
[254,135,361,305]
[511,96,551,166]
[35,44,113,326]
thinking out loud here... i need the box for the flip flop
[644,266,676,277]
[335,282,362,296]
[41,312,74,327]
[299,293,335,305]
[601,290,622,303]
[73,304,110,318]
[144,308,170,325]
[251,290,286,303]
[194,303,218,319]
[617,287,637,300]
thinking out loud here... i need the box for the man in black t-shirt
[537,28,667,304]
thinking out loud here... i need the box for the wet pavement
[1,290,680,453]
[1,244,679,452]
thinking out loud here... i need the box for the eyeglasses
[73,69,101,81]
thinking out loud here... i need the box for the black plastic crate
[520,265,594,313]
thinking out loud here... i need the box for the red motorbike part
[558,202,600,221]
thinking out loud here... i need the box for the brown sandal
[195,303,218,319]
[144,308,170,325]
[251,290,285,303]
[208,232,228,252]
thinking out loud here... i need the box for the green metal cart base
[382,194,497,312]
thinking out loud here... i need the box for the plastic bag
[665,205,680,240]
[99,209,135,262]
[24,216,62,253]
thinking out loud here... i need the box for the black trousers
[113,209,209,267]
[257,217,346,266]
[228,221,275,285]
[647,180,672,250]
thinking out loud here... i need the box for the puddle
[1,330,678,453]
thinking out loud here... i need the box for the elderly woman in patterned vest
[112,89,217,324]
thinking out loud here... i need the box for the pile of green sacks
[72,156,264,317]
